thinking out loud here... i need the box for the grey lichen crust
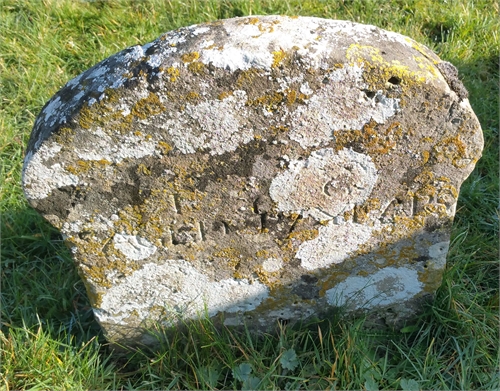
[23,16,483,346]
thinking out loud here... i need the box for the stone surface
[23,16,483,346]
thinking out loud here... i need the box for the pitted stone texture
[23,16,483,346]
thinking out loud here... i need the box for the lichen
[23,16,483,343]
[333,120,403,156]
[66,159,111,175]
[181,51,200,63]
[432,134,469,167]
[345,43,437,98]
[165,66,180,82]
[131,92,166,120]
[187,61,205,74]
[272,49,286,68]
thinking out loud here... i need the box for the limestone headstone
[23,16,483,346]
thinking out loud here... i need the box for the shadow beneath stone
[0,207,103,343]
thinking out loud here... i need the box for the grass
[1,0,498,389]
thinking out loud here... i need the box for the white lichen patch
[297,220,374,270]
[166,90,253,155]
[196,17,417,72]
[113,234,157,261]
[75,128,157,163]
[96,260,269,326]
[288,65,400,148]
[262,258,283,273]
[23,143,79,200]
[269,148,378,221]
[325,267,423,309]
[427,241,449,269]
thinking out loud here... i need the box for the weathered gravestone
[23,16,483,346]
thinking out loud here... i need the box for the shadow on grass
[1,207,103,345]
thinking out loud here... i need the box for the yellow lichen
[413,170,434,184]
[334,120,402,155]
[287,228,319,242]
[346,43,435,94]
[272,49,286,68]
[218,91,233,100]
[213,247,241,268]
[432,135,469,167]
[131,92,166,120]
[54,126,75,144]
[166,66,180,82]
[181,51,200,63]
[157,141,172,155]
[184,91,201,103]
[66,159,111,175]
[247,91,285,111]
[236,68,261,88]
[254,266,280,289]
[422,150,431,165]
[136,164,151,176]
[187,61,205,74]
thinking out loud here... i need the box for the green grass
[1,0,498,389]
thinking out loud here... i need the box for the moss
[77,87,153,134]
[83,283,103,308]
[418,266,445,293]
[319,270,350,297]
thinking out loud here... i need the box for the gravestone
[23,16,483,346]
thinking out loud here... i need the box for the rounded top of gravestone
[22,16,483,345]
